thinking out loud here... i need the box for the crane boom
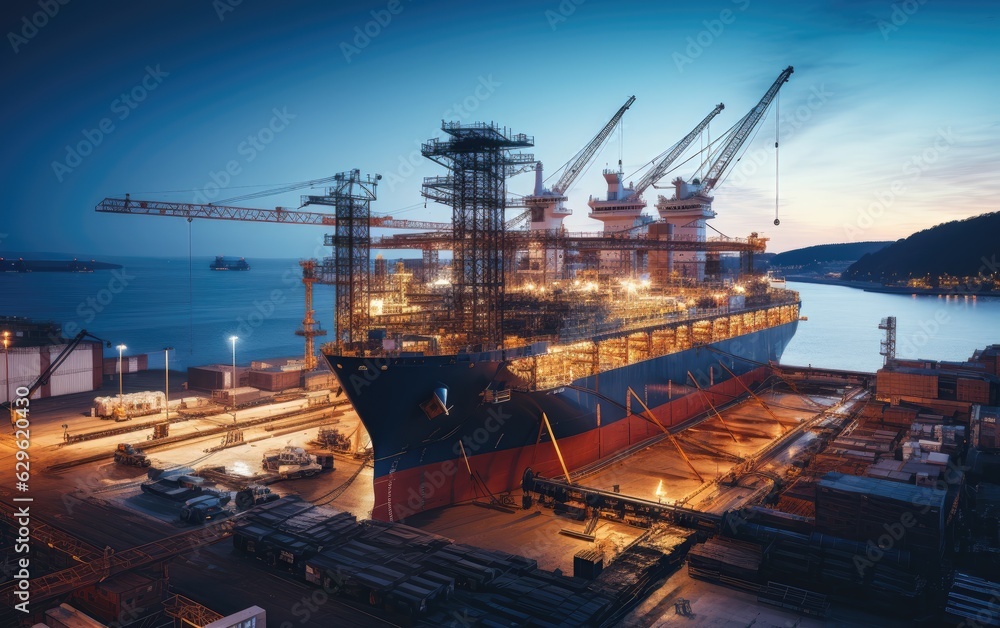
[702,66,793,193]
[552,95,635,194]
[630,102,725,199]
[95,196,450,231]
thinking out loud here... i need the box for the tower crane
[652,66,793,281]
[94,173,442,371]
[95,195,450,231]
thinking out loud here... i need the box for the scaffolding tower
[308,169,379,348]
[421,122,534,348]
[879,315,897,365]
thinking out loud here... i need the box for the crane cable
[774,91,781,226]
[188,218,194,355]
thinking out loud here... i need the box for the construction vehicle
[179,492,232,524]
[235,484,280,510]
[262,446,322,479]
[5,329,111,428]
[113,443,151,467]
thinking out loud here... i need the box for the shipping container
[188,365,246,391]
[0,342,101,402]
[71,572,162,624]
[957,377,991,404]
[249,368,302,391]
[971,405,1000,451]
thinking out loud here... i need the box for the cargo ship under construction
[318,67,800,521]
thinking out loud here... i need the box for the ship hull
[326,319,798,521]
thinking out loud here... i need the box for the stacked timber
[234,497,628,624]
[687,537,762,592]
[776,478,817,518]
[815,472,946,559]
[757,581,830,618]
[945,573,1000,627]
[597,526,695,607]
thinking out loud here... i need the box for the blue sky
[1,0,997,257]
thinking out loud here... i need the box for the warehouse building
[0,316,103,402]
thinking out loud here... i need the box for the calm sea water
[1,257,332,370]
[782,281,1000,372]
[2,259,997,372]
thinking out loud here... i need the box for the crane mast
[700,65,793,194]
[629,102,725,200]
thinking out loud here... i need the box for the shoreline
[785,275,1000,298]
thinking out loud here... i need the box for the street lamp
[116,344,127,405]
[3,331,10,408]
[164,347,173,422]
[229,336,238,391]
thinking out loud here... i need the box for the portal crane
[524,95,635,226]
[653,66,793,281]
[587,102,725,234]
[698,66,793,195]
[521,95,635,277]
[627,103,725,201]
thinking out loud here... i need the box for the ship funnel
[534,162,544,196]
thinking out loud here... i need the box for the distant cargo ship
[0,258,122,273]
[210,256,250,271]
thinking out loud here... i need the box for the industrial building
[0,317,104,402]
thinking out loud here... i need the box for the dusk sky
[2,0,997,258]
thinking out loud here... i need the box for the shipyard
[3,1,999,626]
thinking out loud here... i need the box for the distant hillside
[771,241,892,268]
[844,212,1000,281]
